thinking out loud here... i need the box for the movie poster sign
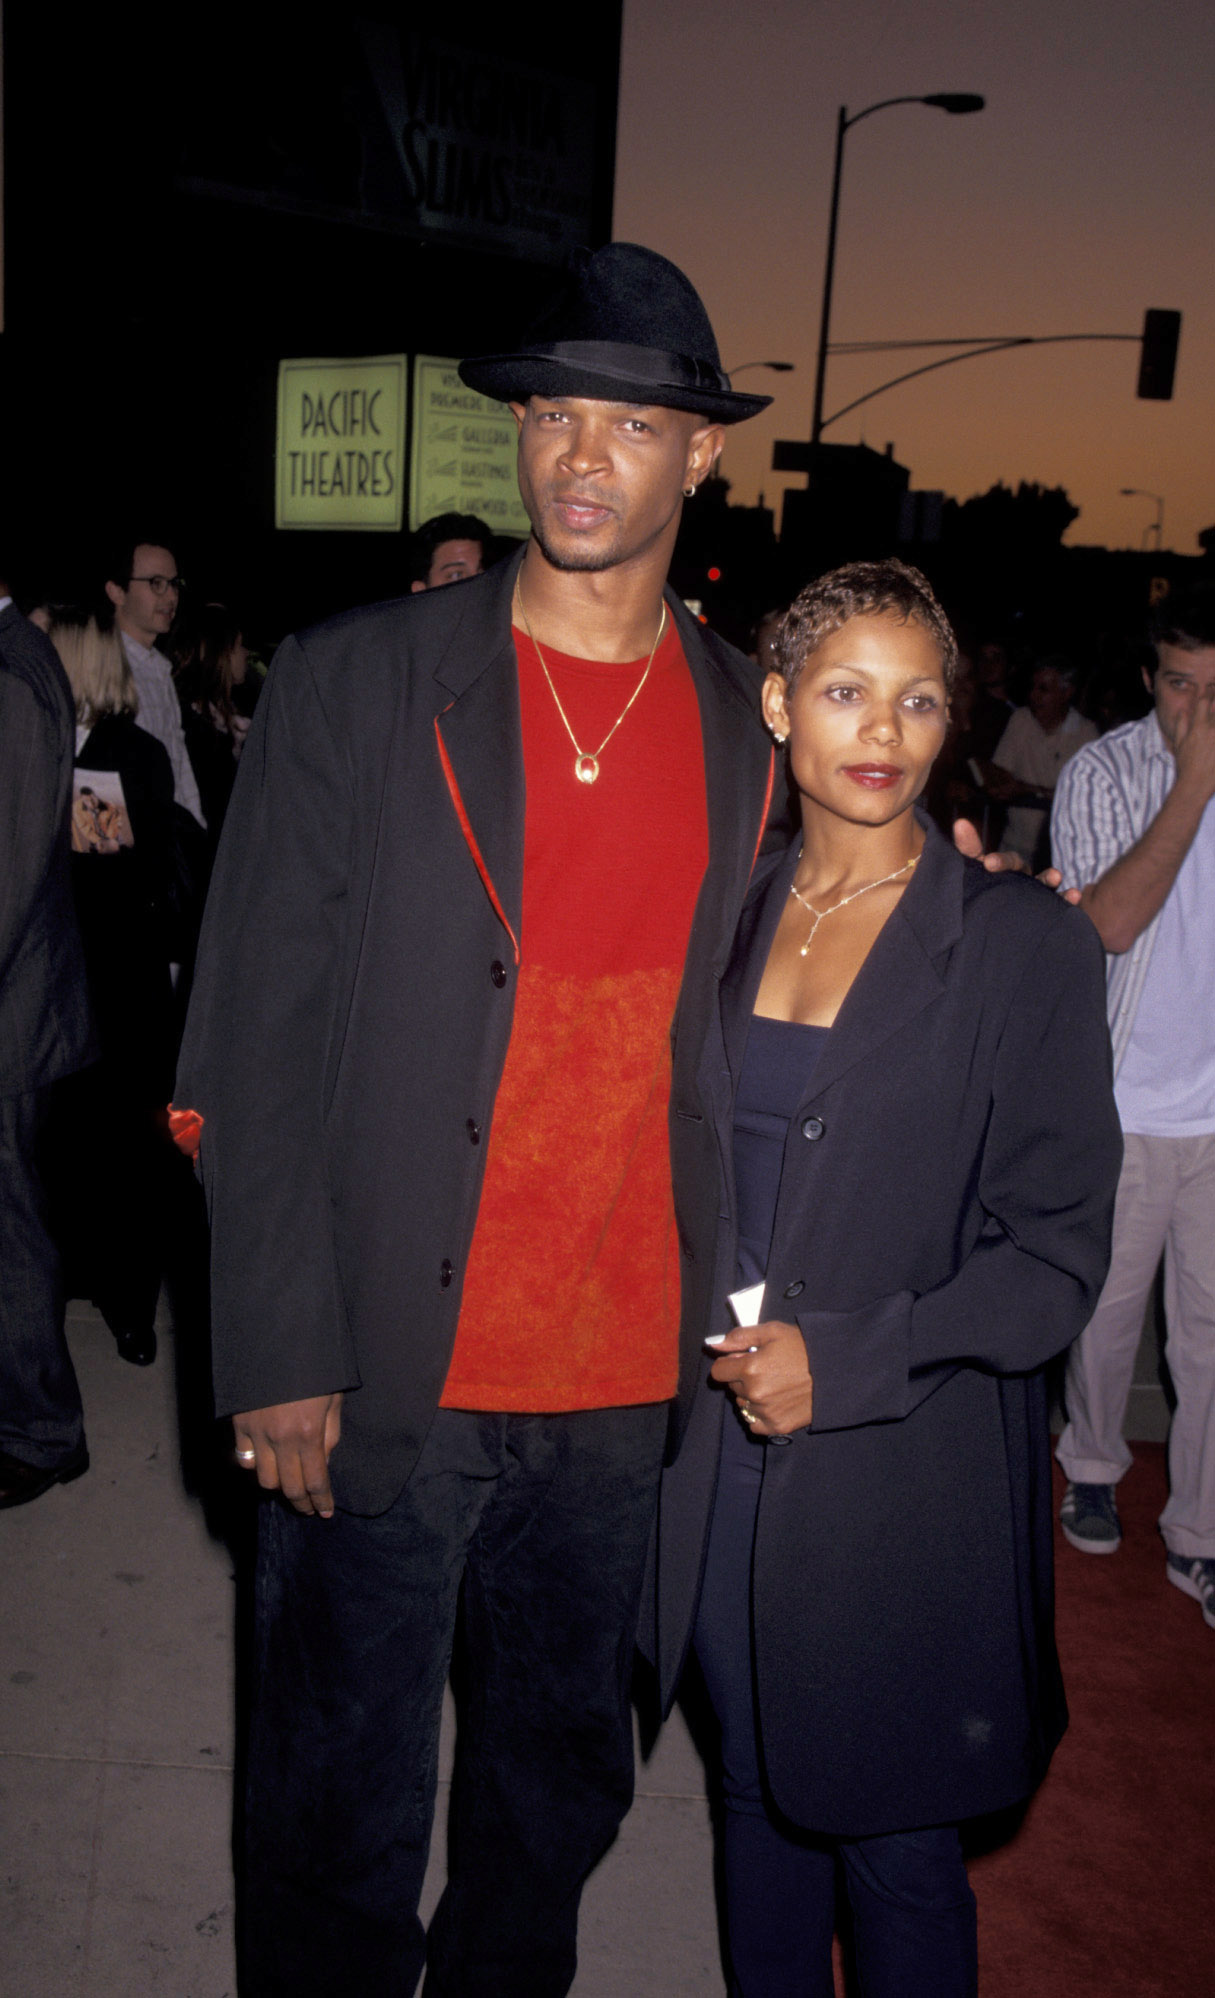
[409,356,527,537]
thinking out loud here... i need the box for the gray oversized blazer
[658,817,1122,1836]
[175,551,775,1514]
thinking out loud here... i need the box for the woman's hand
[707,1322,814,1436]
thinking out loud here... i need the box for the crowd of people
[0,512,497,1387]
[2,239,1212,1998]
[3,547,258,1373]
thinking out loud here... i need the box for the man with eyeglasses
[104,539,205,827]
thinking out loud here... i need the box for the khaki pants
[1056,1131,1215,1559]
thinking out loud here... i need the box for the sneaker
[1166,1553,1215,1629]
[1060,1481,1121,1553]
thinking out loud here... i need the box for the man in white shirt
[1052,583,1215,1631]
[104,540,205,827]
[989,655,1097,867]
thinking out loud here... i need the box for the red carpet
[968,1446,1212,1996]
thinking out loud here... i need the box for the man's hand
[1171,681,1215,800]
[952,817,1080,904]
[232,1394,343,1517]
[1078,682,1215,952]
[707,1322,813,1436]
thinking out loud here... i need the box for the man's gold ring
[738,1402,757,1426]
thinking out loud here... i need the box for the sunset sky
[614,0,1213,555]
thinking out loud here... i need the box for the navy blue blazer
[658,818,1122,1836]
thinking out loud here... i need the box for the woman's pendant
[799,913,823,957]
[575,754,600,785]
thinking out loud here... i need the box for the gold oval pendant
[575,755,599,785]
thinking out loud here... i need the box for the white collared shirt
[119,631,205,827]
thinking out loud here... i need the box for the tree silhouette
[950,481,1080,557]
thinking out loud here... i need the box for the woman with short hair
[656,560,1122,1996]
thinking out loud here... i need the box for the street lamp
[810,93,985,446]
[1119,487,1165,553]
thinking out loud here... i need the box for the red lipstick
[842,763,902,790]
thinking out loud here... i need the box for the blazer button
[783,1279,805,1298]
[490,960,507,987]
[439,1258,454,1288]
[466,1118,481,1144]
[801,1115,825,1141]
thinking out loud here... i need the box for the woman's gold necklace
[790,855,917,957]
[515,584,666,786]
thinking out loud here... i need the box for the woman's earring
[770,729,788,745]
[683,483,697,499]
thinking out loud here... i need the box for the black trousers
[694,1411,977,1998]
[42,1057,167,1337]
[242,1402,668,1998]
[0,1089,84,1467]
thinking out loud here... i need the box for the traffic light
[1137,310,1181,400]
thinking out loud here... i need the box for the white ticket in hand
[727,1281,766,1328]
[705,1284,766,1345]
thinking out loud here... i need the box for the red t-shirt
[440,618,709,1411]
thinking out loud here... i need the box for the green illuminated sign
[410,356,527,537]
[276,355,407,531]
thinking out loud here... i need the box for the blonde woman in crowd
[44,612,177,1367]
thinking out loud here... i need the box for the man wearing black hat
[175,243,774,1995]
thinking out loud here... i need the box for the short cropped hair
[775,559,958,695]
[48,608,138,725]
[1032,651,1079,694]
[408,512,493,585]
[102,533,178,591]
[1151,579,1215,658]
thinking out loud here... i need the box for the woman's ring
[236,1448,257,1466]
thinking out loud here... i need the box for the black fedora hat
[459,243,771,425]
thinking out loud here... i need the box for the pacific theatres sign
[276,356,408,531]
[276,354,527,537]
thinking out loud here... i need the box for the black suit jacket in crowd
[0,602,93,1097]
[656,817,1123,1835]
[176,551,775,1513]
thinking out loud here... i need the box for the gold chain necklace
[515,584,667,786]
[790,855,917,957]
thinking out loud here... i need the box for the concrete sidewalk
[3,1299,1172,1997]
[1,1306,725,1997]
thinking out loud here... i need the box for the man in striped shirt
[1051,581,1215,1631]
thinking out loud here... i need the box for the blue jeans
[694,1411,978,1998]
[241,1402,667,1998]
